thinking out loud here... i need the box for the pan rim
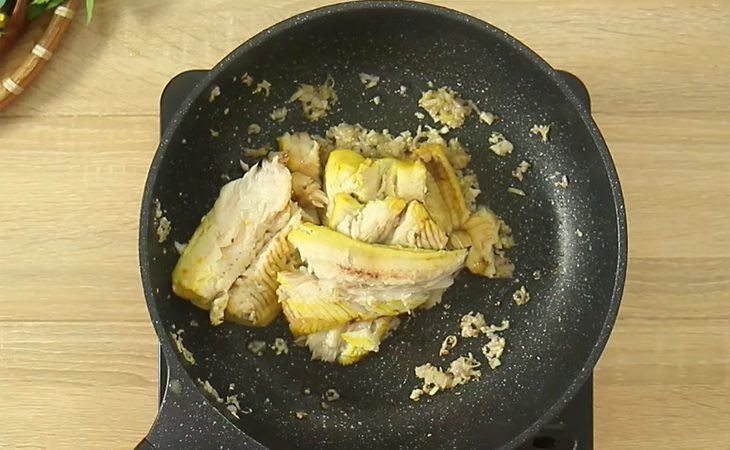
[139,1,628,449]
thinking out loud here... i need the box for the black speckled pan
[136,2,627,449]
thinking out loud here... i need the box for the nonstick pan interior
[140,2,626,450]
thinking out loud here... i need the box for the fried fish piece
[301,317,401,365]
[287,223,466,287]
[171,158,292,315]
[278,269,448,335]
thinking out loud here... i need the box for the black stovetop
[158,70,594,450]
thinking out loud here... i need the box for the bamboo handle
[0,0,78,111]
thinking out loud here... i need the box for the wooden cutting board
[0,1,728,449]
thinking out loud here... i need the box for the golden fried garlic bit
[290,75,337,122]
[488,131,514,156]
[411,353,482,400]
[419,87,473,129]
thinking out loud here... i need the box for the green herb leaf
[27,0,92,23]
[26,3,47,20]
[27,0,63,20]
[86,0,93,24]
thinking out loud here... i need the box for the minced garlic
[226,394,240,409]
[551,172,569,188]
[156,216,171,243]
[419,87,472,129]
[240,72,254,86]
[478,111,496,125]
[467,100,496,126]
[414,363,452,396]
[512,286,530,306]
[247,340,267,356]
[482,333,506,369]
[197,379,223,403]
[411,353,482,400]
[170,329,195,365]
[485,320,510,333]
[481,320,510,369]
[225,394,242,418]
[512,160,531,181]
[208,86,221,102]
[448,353,482,386]
[530,124,550,143]
[153,198,163,219]
[153,198,170,242]
[460,312,487,338]
[439,335,458,357]
[290,75,337,122]
[272,337,289,355]
[227,404,240,418]
[488,131,513,156]
[324,389,340,402]
[410,388,424,401]
[253,80,272,96]
[247,123,261,135]
[269,106,289,123]
[455,313,510,370]
[359,72,380,89]
[555,174,569,188]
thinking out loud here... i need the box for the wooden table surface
[1,0,729,449]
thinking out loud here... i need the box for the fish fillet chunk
[301,317,401,365]
[278,269,449,335]
[171,158,292,312]
[324,149,427,211]
[287,223,467,287]
[224,205,302,326]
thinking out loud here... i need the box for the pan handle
[556,70,591,112]
[131,350,205,450]
[133,350,267,449]
[133,438,156,450]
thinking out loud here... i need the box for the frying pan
[137,2,627,449]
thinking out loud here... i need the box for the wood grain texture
[1,0,729,449]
